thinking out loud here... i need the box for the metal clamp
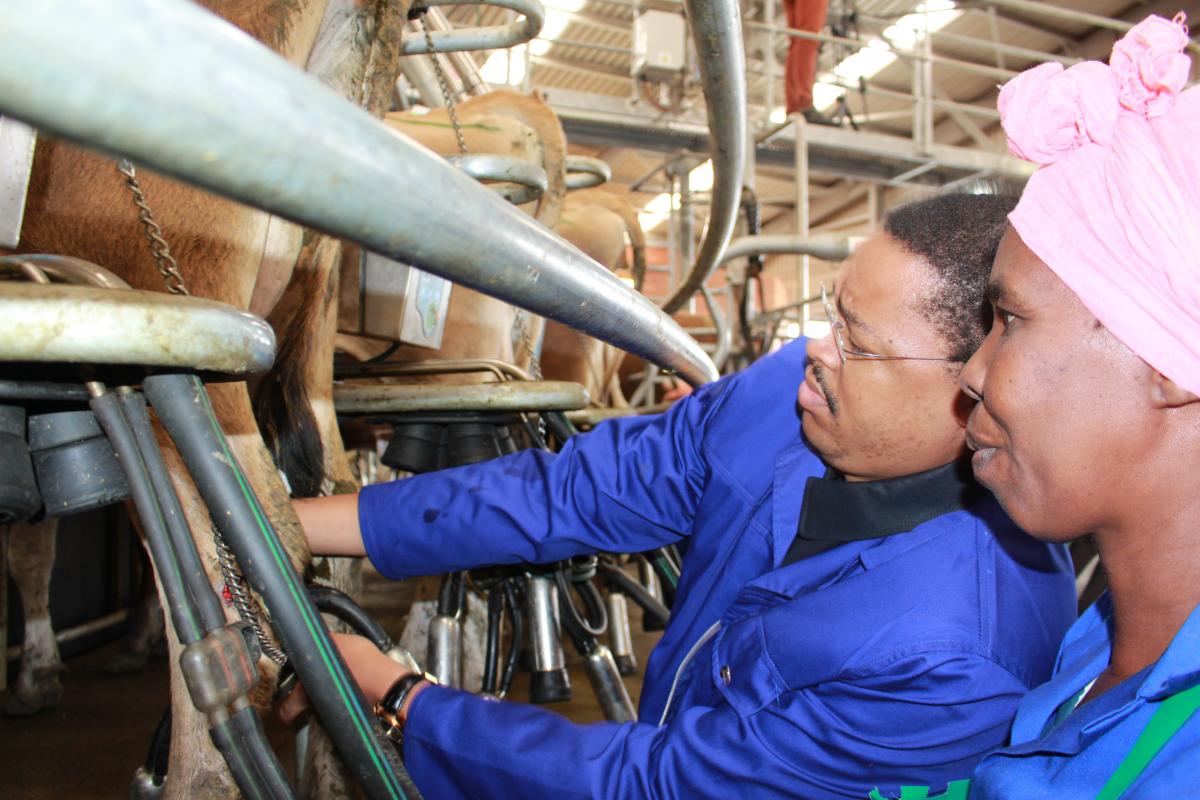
[448,154,548,205]
[180,624,260,717]
[0,283,276,377]
[565,156,612,191]
[403,0,545,55]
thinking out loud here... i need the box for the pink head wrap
[999,14,1200,394]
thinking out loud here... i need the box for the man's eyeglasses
[821,283,958,365]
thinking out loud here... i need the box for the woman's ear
[1151,370,1200,408]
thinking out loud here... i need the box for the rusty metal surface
[333,379,590,413]
[0,283,275,376]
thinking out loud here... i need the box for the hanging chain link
[115,159,190,296]
[214,525,289,666]
[115,158,284,665]
[418,13,468,155]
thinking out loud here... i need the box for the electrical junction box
[632,9,687,82]
[358,250,453,350]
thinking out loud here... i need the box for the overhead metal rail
[0,0,718,385]
[549,89,1032,184]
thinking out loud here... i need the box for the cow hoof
[3,683,62,717]
[102,650,151,675]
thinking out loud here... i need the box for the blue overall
[969,593,1200,798]
[358,339,1077,799]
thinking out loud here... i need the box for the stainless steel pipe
[659,0,747,315]
[0,0,717,386]
[581,644,636,723]
[699,284,732,372]
[565,155,612,190]
[717,234,856,266]
[402,0,545,55]
[447,154,548,206]
[426,614,464,688]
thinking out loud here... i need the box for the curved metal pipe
[422,9,492,97]
[699,285,731,372]
[0,0,716,386]
[659,0,747,315]
[717,234,855,266]
[565,155,612,191]
[0,254,130,289]
[447,154,547,205]
[402,0,544,55]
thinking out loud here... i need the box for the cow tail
[252,236,333,499]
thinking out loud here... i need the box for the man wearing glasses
[289,192,1076,799]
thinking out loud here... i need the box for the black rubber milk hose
[143,373,421,800]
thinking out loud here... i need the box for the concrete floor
[0,565,660,798]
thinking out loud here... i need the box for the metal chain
[214,525,288,666]
[114,159,284,665]
[515,309,548,442]
[418,13,468,155]
[115,159,190,296]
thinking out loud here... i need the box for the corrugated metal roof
[423,1,1200,242]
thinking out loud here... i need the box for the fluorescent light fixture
[814,1,962,110]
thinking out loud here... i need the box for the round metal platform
[0,282,276,377]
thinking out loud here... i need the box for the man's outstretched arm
[294,379,725,579]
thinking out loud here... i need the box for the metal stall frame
[0,0,718,386]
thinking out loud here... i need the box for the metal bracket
[180,624,260,717]
[403,0,545,55]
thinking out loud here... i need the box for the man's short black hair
[884,191,1018,362]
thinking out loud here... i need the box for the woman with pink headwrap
[954,14,1200,799]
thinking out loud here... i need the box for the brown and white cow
[540,187,647,406]
[332,89,568,690]
[3,1,412,796]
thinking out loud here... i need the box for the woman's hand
[279,632,414,723]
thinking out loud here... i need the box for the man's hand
[293,493,368,557]
[279,632,419,724]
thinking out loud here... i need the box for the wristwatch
[374,672,438,746]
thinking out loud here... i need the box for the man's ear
[1151,370,1200,408]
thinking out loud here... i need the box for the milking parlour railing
[0,0,721,387]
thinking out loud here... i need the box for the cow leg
[4,518,65,717]
[151,382,305,800]
[103,550,166,674]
